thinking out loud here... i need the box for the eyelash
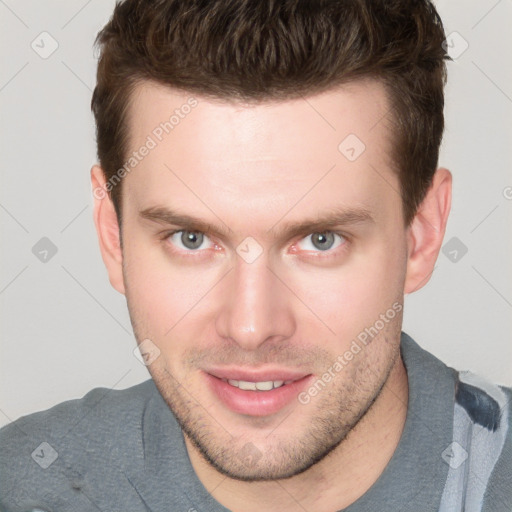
[159,229,350,260]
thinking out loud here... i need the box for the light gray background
[0,0,511,429]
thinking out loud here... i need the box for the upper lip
[204,367,311,382]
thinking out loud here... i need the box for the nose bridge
[215,253,295,349]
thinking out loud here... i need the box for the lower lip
[204,372,313,417]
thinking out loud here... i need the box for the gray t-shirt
[1,331,510,511]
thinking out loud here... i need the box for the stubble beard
[123,264,404,482]
[142,327,401,482]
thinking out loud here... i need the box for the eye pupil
[181,230,203,249]
[311,232,335,251]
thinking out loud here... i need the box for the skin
[91,78,451,511]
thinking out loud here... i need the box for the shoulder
[455,370,511,433]
[0,379,156,510]
[0,378,156,444]
[401,332,512,508]
[452,370,511,464]
[445,371,512,510]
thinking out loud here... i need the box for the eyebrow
[139,205,375,240]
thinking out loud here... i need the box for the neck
[185,354,409,512]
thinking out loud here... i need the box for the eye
[296,231,346,252]
[166,230,214,251]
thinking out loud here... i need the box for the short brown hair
[91,0,449,226]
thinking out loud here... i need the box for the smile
[205,372,314,416]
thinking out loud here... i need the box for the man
[1,0,510,511]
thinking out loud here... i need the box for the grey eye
[180,230,204,250]
[167,230,214,252]
[310,232,336,251]
[297,231,345,252]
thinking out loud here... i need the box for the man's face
[119,79,409,480]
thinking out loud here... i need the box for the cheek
[122,236,222,338]
[289,233,407,342]
[347,237,407,330]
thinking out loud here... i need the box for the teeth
[238,380,256,391]
[226,379,287,391]
[255,381,274,391]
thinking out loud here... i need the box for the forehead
[127,78,391,159]
[123,79,400,233]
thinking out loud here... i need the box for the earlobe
[404,167,452,294]
[90,165,125,295]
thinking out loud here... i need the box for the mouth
[203,369,313,417]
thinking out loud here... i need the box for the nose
[215,253,296,351]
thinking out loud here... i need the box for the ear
[404,167,452,294]
[91,165,125,295]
